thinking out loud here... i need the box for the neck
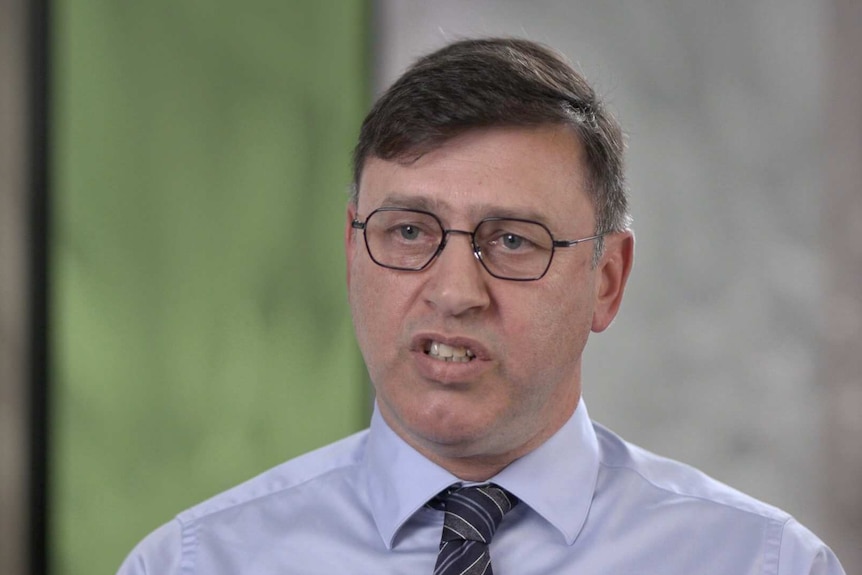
[405,398,580,482]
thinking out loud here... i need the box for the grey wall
[822,0,862,569]
[375,1,858,567]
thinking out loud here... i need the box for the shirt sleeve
[778,518,846,575]
[116,519,184,575]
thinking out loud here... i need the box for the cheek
[350,243,388,311]
[503,288,592,374]
[348,260,382,351]
[348,263,415,366]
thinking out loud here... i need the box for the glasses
[351,207,605,281]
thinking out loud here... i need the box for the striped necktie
[432,484,518,575]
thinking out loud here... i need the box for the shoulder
[591,423,845,574]
[116,429,370,575]
[593,421,789,521]
[178,427,369,524]
[777,519,846,575]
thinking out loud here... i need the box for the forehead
[358,125,594,228]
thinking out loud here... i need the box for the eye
[383,219,437,245]
[399,224,421,240]
[500,233,524,250]
[478,220,551,255]
[487,231,533,252]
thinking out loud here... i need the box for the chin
[409,415,496,452]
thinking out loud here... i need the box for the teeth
[426,341,476,362]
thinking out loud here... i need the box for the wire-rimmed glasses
[351,207,605,281]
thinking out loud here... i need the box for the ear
[591,230,635,332]
[345,203,359,290]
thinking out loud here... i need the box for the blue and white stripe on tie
[431,484,518,575]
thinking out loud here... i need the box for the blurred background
[1,1,859,574]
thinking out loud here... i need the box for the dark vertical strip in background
[361,0,379,419]
[1,0,33,573]
[28,0,50,572]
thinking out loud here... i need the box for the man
[119,38,844,574]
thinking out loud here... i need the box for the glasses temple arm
[552,232,606,248]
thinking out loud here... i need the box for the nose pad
[439,229,483,267]
[472,244,484,263]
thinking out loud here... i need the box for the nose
[423,230,491,316]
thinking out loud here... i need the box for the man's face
[346,124,630,478]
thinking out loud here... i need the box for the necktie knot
[432,484,518,575]
[440,484,518,544]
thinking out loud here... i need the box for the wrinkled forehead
[355,125,595,231]
[354,119,588,190]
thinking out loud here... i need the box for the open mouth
[423,341,476,363]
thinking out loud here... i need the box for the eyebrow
[376,192,553,226]
[378,192,443,213]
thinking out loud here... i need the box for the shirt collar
[362,400,599,548]
[491,400,600,544]
[363,405,459,549]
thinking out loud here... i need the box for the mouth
[423,340,477,363]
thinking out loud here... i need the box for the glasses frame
[351,207,606,282]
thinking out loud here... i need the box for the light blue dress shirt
[118,402,845,574]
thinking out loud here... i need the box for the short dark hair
[352,37,630,259]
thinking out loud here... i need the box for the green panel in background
[51,2,369,573]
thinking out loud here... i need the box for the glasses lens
[364,209,443,270]
[475,219,554,280]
